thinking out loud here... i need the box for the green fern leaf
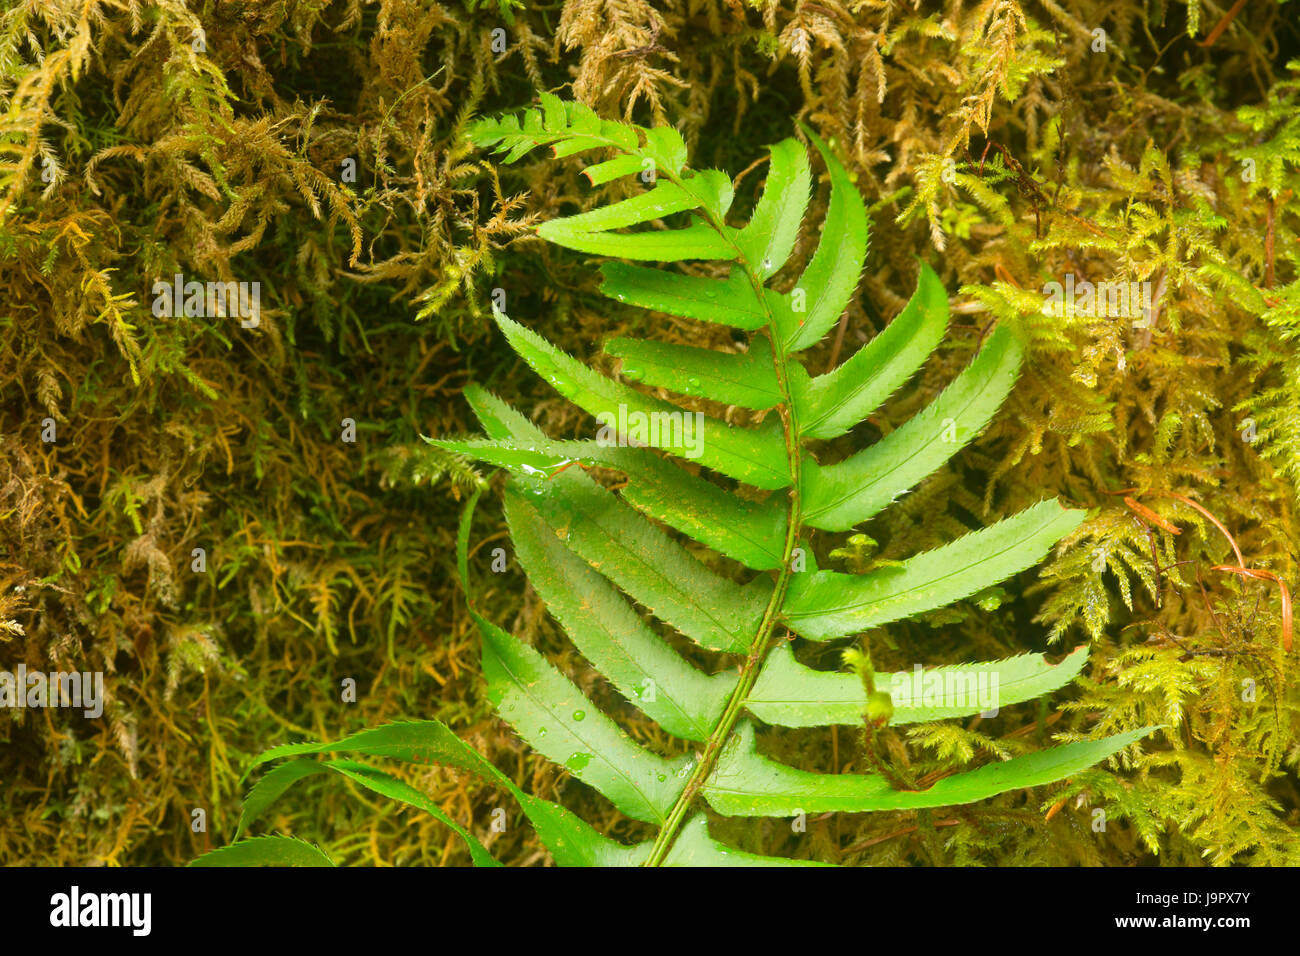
[191,835,335,867]
[792,261,949,440]
[748,644,1092,727]
[799,325,1023,531]
[507,486,736,741]
[783,500,1086,640]
[478,610,695,823]
[703,723,1154,816]
[604,335,782,409]
[235,757,501,867]
[495,312,790,488]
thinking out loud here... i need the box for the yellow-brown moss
[2,0,1297,865]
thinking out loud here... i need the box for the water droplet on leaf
[566,753,592,771]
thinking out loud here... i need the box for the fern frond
[222,98,1157,867]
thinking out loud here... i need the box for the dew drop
[566,752,592,772]
[762,258,773,271]
[656,773,667,782]
[572,709,586,721]
[623,368,643,381]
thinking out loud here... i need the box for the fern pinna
[200,96,1153,868]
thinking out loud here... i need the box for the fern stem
[642,553,796,865]
[643,201,805,865]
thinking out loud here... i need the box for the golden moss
[2,0,1297,865]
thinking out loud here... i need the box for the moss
[2,0,1298,865]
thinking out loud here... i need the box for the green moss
[2,0,1298,865]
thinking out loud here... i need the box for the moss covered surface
[2,0,1298,865]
